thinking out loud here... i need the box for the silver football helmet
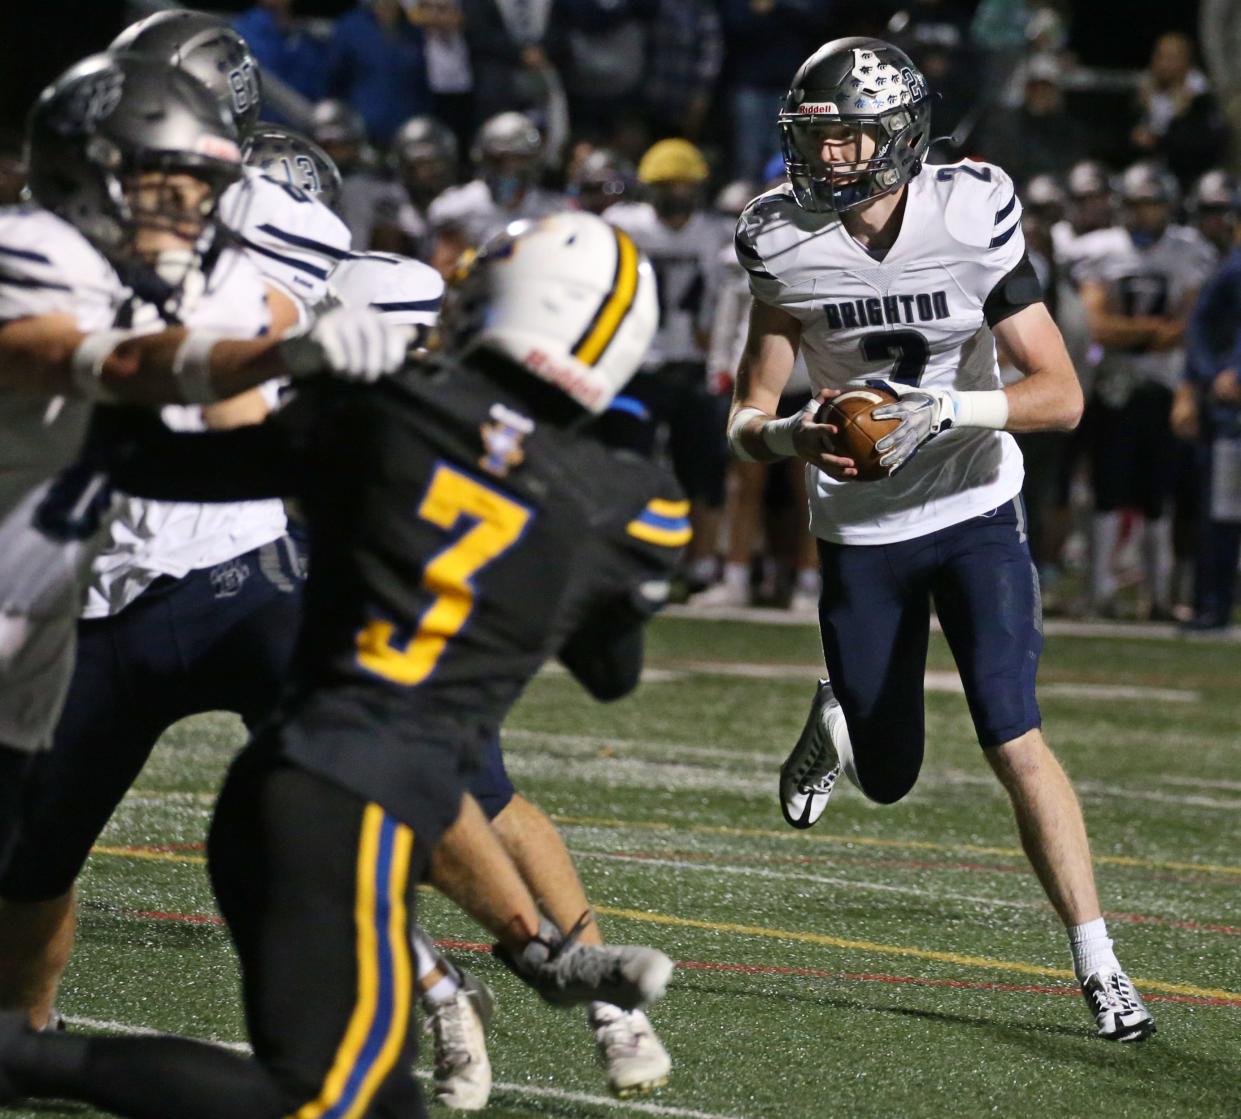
[110,10,262,135]
[26,52,242,257]
[242,125,343,212]
[391,115,458,210]
[778,37,932,214]
[472,112,542,208]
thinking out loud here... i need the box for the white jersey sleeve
[0,206,121,330]
[326,251,444,329]
[219,167,354,308]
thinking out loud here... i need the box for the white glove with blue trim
[868,380,959,474]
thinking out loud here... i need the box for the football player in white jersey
[605,139,731,592]
[1074,162,1216,619]
[728,37,1154,1042]
[110,10,355,331]
[427,112,565,262]
[0,50,410,1029]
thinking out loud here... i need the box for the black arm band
[983,252,1044,328]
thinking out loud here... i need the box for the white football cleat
[426,971,495,1110]
[590,1005,671,1098]
[689,579,749,608]
[779,679,841,829]
[1081,967,1156,1042]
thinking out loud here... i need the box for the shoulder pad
[328,252,444,325]
[939,161,1022,250]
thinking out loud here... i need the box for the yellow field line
[91,845,206,866]
[87,842,1240,1003]
[595,905,1241,1003]
[553,815,1241,878]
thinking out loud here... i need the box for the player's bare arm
[1079,280,1165,349]
[728,299,857,476]
[991,302,1085,432]
[0,310,409,406]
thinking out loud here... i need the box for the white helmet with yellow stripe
[444,211,658,414]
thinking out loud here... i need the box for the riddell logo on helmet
[800,102,839,114]
[522,348,606,409]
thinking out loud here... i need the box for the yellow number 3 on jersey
[356,463,532,686]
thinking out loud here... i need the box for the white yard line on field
[663,604,1239,643]
[541,660,1201,702]
[574,851,1046,914]
[63,1016,755,1119]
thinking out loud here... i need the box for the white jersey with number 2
[736,160,1030,545]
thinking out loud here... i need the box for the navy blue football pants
[0,538,304,902]
[817,500,1043,805]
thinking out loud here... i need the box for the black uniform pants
[5,755,430,1119]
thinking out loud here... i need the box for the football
[817,385,903,482]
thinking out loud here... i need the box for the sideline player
[727,38,1154,1042]
[0,212,677,1117]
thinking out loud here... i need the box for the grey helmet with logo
[26,52,242,255]
[472,111,542,208]
[1188,168,1238,213]
[243,125,343,212]
[778,36,932,214]
[110,10,262,135]
[310,99,367,148]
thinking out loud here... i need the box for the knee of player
[850,743,922,805]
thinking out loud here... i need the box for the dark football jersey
[92,353,688,826]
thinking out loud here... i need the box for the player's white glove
[868,380,958,474]
[278,308,413,382]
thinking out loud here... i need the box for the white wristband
[172,331,224,404]
[952,390,1009,430]
[727,406,766,461]
[70,330,135,403]
[760,398,817,458]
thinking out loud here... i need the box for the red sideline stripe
[1105,911,1241,936]
[114,911,1241,1008]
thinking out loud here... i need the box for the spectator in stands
[1129,32,1230,189]
[887,0,976,139]
[1173,190,1241,632]
[976,54,1087,184]
[720,0,831,182]
[234,0,329,109]
[643,0,723,142]
[462,0,564,124]
[406,0,475,155]
[559,0,654,143]
[328,0,432,145]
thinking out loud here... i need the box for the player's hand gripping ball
[817,385,903,481]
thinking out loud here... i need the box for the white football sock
[721,561,748,590]
[412,928,462,1006]
[1068,917,1121,982]
[794,567,820,595]
[1090,512,1121,606]
[1141,515,1173,609]
[824,689,860,792]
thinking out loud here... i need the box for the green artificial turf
[11,615,1240,1118]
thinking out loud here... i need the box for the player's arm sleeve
[983,251,1044,328]
[734,207,786,306]
[79,391,319,501]
[557,489,689,700]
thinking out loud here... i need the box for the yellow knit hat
[637,139,710,184]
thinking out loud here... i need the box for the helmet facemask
[779,105,924,214]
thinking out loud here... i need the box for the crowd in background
[4,0,1227,626]
[222,0,1241,628]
